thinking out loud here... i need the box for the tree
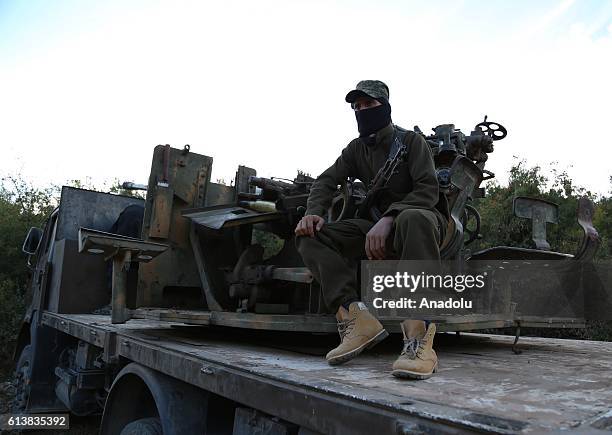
[473,160,605,258]
[0,176,58,378]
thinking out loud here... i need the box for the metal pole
[111,250,131,324]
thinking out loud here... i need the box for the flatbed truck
[11,140,610,434]
[14,309,612,434]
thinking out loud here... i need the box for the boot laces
[401,337,425,359]
[337,318,356,341]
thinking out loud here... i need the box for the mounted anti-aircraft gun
[58,120,599,333]
[418,116,507,259]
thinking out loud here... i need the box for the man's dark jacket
[305,123,447,232]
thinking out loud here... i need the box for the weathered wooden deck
[42,312,612,434]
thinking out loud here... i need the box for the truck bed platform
[41,312,612,434]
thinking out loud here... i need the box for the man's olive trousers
[296,208,444,313]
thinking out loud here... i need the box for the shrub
[0,279,26,379]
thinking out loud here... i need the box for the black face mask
[355,102,391,138]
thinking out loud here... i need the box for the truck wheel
[12,345,32,412]
[120,418,162,435]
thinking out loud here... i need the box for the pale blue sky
[1,0,611,193]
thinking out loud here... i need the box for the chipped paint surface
[178,333,612,431]
[49,314,612,433]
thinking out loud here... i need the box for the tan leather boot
[326,302,388,365]
[392,320,438,379]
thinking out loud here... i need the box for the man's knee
[296,220,365,261]
[296,221,357,250]
[295,231,334,261]
[395,209,438,233]
[393,209,442,260]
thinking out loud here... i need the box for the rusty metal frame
[130,308,583,334]
[138,145,213,307]
[189,224,223,311]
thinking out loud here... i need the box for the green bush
[0,177,57,289]
[0,176,58,380]
[472,160,602,255]
[0,279,26,378]
[472,161,612,341]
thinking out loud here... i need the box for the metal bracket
[440,156,483,259]
[575,196,600,261]
[512,321,522,355]
[78,228,168,324]
[513,197,559,250]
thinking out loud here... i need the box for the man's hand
[295,215,325,237]
[365,216,394,260]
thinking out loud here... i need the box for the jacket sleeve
[383,134,439,217]
[305,141,358,217]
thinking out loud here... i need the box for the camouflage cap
[345,80,390,103]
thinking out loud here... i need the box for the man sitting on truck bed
[295,80,448,380]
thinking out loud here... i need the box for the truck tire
[12,345,32,413]
[120,418,163,435]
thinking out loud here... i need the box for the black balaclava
[355,98,391,138]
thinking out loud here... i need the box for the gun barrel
[121,182,148,191]
[248,176,295,191]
